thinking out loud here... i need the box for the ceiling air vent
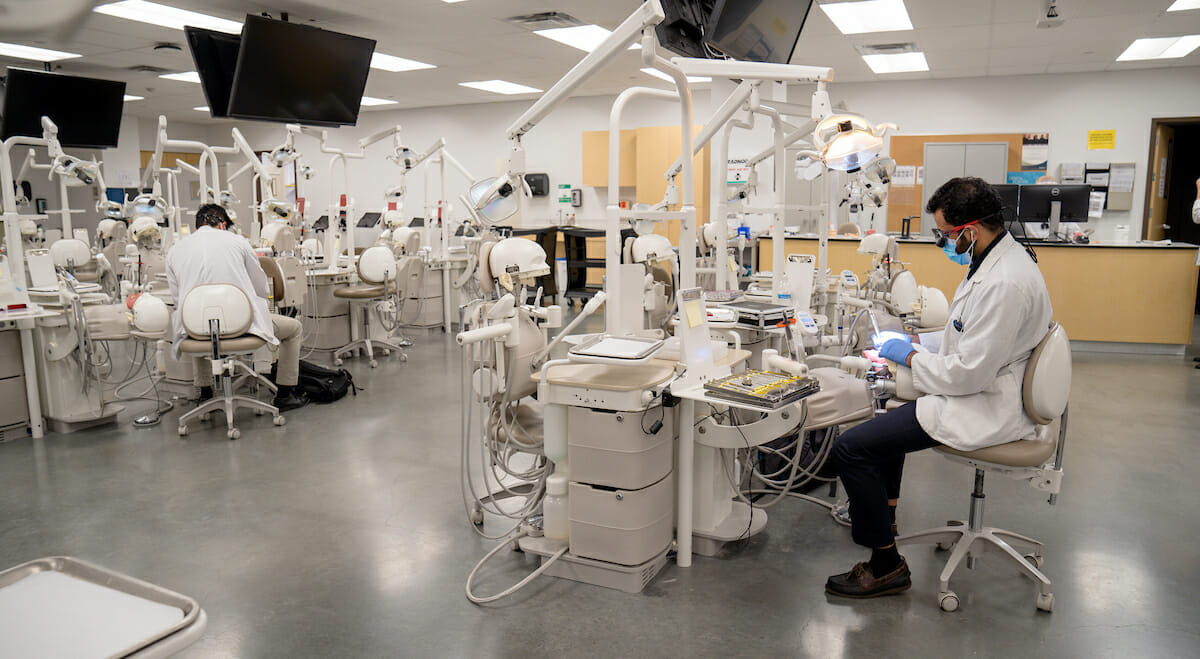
[855,42,917,56]
[127,64,172,74]
[506,12,582,31]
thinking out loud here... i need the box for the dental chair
[895,322,1070,613]
[332,245,407,368]
[176,283,285,439]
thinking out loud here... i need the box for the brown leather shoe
[825,558,912,598]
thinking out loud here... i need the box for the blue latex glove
[879,338,915,366]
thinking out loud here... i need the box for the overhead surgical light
[55,156,99,186]
[468,175,521,225]
[260,199,294,221]
[863,156,897,186]
[811,114,894,172]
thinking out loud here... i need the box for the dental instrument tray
[718,299,795,330]
[702,370,820,409]
[0,556,206,658]
[703,289,743,303]
[568,335,664,365]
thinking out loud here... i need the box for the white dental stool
[332,245,407,368]
[176,283,285,440]
[896,322,1070,613]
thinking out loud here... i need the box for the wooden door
[1146,124,1174,241]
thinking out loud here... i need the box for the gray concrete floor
[2,324,1199,658]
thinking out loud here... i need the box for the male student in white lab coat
[166,204,309,411]
[825,177,1053,599]
[1193,176,1200,224]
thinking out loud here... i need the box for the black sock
[870,544,902,576]
[889,505,897,525]
[276,384,293,397]
[199,386,213,400]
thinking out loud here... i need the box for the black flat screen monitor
[992,184,1019,224]
[704,0,813,64]
[357,212,381,228]
[227,15,375,126]
[313,215,329,231]
[408,217,424,227]
[185,26,240,118]
[1017,184,1092,223]
[1,68,125,148]
[655,0,715,59]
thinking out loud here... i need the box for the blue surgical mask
[942,238,973,265]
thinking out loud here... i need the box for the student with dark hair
[824,177,1052,599]
[166,203,308,411]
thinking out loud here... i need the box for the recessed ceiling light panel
[1167,0,1200,12]
[820,0,914,35]
[160,71,202,83]
[123,94,144,101]
[370,53,435,72]
[861,51,929,73]
[1116,35,1200,61]
[0,42,81,62]
[95,0,242,33]
[458,80,542,95]
[359,96,397,106]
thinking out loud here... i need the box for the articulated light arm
[664,80,757,180]
[506,0,665,141]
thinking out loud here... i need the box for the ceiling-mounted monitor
[226,15,375,126]
[704,0,814,64]
[1,68,125,148]
[655,0,715,59]
[185,26,240,118]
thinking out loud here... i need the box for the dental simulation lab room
[0,0,1198,656]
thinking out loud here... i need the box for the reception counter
[759,236,1200,346]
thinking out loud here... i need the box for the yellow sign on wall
[1088,129,1116,150]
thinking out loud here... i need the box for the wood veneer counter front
[759,237,1199,344]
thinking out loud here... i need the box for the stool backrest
[356,245,398,285]
[181,283,253,339]
[49,238,91,269]
[1022,321,1071,425]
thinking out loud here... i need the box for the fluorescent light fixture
[640,68,711,83]
[820,0,913,35]
[370,53,435,72]
[458,80,542,95]
[1116,35,1200,61]
[534,24,640,52]
[440,0,468,3]
[193,106,209,112]
[159,71,201,83]
[123,94,144,101]
[359,96,396,106]
[0,42,81,62]
[862,51,929,73]
[1167,0,1200,11]
[95,0,242,33]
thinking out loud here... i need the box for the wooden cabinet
[582,129,637,188]
[581,125,710,244]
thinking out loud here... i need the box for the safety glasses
[931,218,980,243]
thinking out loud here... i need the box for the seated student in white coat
[825,177,1053,599]
[166,203,309,411]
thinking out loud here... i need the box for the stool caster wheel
[936,541,956,552]
[369,360,378,368]
[400,354,408,362]
[227,428,241,440]
[1024,553,1044,569]
[274,416,286,426]
[177,425,188,436]
[381,349,390,356]
[1036,592,1054,612]
[938,591,960,612]
[470,504,484,526]
[334,358,344,366]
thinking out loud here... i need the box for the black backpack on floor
[273,360,359,403]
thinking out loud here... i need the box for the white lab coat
[910,233,1053,451]
[1192,199,1199,224]
[165,226,277,358]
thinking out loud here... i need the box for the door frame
[1142,116,1200,240]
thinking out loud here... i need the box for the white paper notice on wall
[916,166,924,185]
[1060,162,1084,179]
[1085,172,1109,186]
[1088,191,1106,219]
[1110,164,1135,193]
[892,165,917,187]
